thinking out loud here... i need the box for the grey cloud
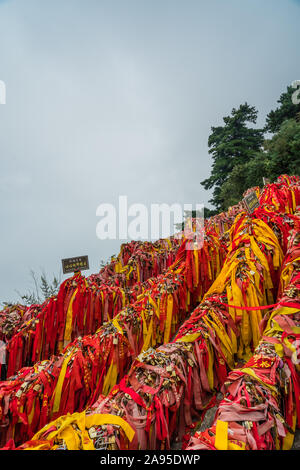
[0,0,299,302]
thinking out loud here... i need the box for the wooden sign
[62,255,89,274]
[243,192,260,214]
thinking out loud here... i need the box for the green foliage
[264,118,300,179]
[204,207,218,218]
[201,103,264,211]
[219,153,270,208]
[39,272,60,300]
[218,164,248,208]
[265,86,300,134]
[202,86,300,212]
[3,270,62,306]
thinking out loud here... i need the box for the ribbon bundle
[187,227,300,450]
[95,238,179,287]
[14,208,293,451]
[2,237,180,379]
[258,175,299,215]
[0,304,29,343]
[0,228,226,447]
[1,174,299,450]
[0,303,47,379]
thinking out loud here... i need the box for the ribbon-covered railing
[0,305,29,343]
[0,174,298,450]
[12,210,291,450]
[258,175,300,215]
[0,228,226,447]
[95,238,179,287]
[3,237,180,379]
[186,227,300,450]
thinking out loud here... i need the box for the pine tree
[201,103,264,211]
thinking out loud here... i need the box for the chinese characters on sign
[243,192,260,214]
[61,255,89,274]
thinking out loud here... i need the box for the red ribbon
[217,301,278,311]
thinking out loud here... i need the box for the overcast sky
[0,0,299,303]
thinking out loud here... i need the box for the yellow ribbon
[28,412,135,450]
[64,288,78,344]
[163,294,174,343]
[52,350,74,414]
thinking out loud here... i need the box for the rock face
[292,432,300,450]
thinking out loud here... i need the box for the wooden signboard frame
[62,255,89,274]
[243,192,260,214]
